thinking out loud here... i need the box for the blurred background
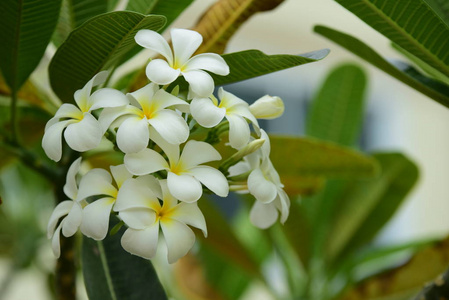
[2,0,449,299]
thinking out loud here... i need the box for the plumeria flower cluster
[44,28,289,263]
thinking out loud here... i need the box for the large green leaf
[306,64,367,147]
[0,0,61,92]
[270,135,379,179]
[424,0,449,26]
[82,218,167,300]
[213,49,329,86]
[126,0,193,32]
[335,0,449,78]
[326,153,419,262]
[52,0,113,46]
[315,26,449,108]
[49,11,165,103]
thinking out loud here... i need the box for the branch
[413,266,449,299]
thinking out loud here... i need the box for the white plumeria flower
[229,131,289,229]
[135,28,230,97]
[249,95,284,119]
[47,158,83,257]
[76,164,132,240]
[42,71,128,161]
[124,128,229,202]
[114,178,207,263]
[99,83,189,153]
[190,88,259,149]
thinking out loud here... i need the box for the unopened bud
[250,95,284,119]
[221,139,265,170]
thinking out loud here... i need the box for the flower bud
[221,138,266,170]
[250,95,284,119]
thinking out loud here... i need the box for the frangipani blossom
[228,131,290,229]
[42,71,128,161]
[99,83,189,153]
[47,158,83,257]
[115,178,207,263]
[124,129,228,202]
[135,28,229,97]
[190,88,259,149]
[76,165,132,240]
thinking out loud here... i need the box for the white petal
[171,202,207,237]
[159,179,177,208]
[135,29,173,64]
[75,71,108,111]
[98,106,131,133]
[160,219,195,263]
[128,83,158,109]
[148,110,189,144]
[90,88,129,111]
[110,165,132,189]
[189,166,229,197]
[114,178,159,211]
[64,113,103,152]
[119,207,157,229]
[152,88,189,110]
[42,120,74,162]
[184,53,229,75]
[226,113,250,149]
[136,175,162,199]
[80,197,115,240]
[52,224,63,258]
[47,200,73,238]
[146,59,180,85]
[171,28,202,66]
[148,127,180,165]
[116,117,149,154]
[63,157,82,200]
[190,97,225,128]
[248,168,278,203]
[77,169,115,201]
[61,202,82,237]
[218,88,248,108]
[124,148,168,176]
[121,225,160,260]
[167,172,202,203]
[183,70,214,98]
[250,201,278,229]
[53,104,83,121]
[180,140,221,169]
[275,189,290,224]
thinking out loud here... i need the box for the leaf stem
[10,91,19,145]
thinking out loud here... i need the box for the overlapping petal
[76,169,115,201]
[171,28,202,65]
[146,59,180,85]
[248,168,278,203]
[183,70,215,97]
[189,166,229,197]
[190,97,226,128]
[249,201,278,229]
[135,29,173,64]
[167,172,203,203]
[42,120,76,162]
[121,225,160,260]
[124,148,168,176]
[80,197,115,240]
[148,110,189,144]
[64,113,103,152]
[180,140,222,169]
[116,117,150,153]
[161,220,195,264]
[184,53,229,75]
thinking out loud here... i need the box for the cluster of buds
[43,28,289,263]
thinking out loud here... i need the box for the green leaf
[197,198,262,278]
[0,0,61,92]
[126,0,193,32]
[420,0,449,29]
[281,198,313,270]
[306,63,367,147]
[326,153,419,262]
[334,0,449,78]
[82,217,167,300]
[52,0,113,46]
[49,11,166,103]
[270,135,379,179]
[315,25,449,108]
[213,49,329,86]
[339,237,449,300]
[392,43,449,85]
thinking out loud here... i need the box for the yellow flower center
[170,161,186,175]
